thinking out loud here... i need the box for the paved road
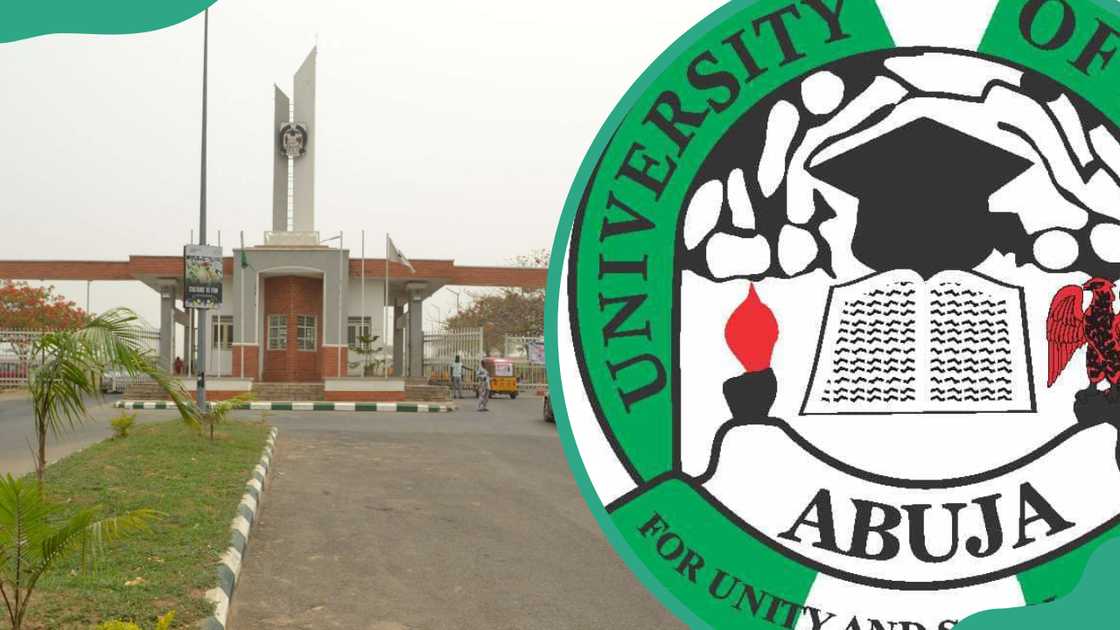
[0,392,130,476]
[221,398,682,630]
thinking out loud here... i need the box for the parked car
[543,393,554,424]
[100,370,130,394]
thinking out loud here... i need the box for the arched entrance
[262,275,323,382]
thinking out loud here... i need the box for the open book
[801,270,1036,415]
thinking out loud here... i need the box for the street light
[429,304,444,331]
[445,288,463,314]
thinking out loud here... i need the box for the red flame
[725,284,779,373]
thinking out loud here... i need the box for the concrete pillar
[188,310,195,375]
[182,313,191,375]
[159,287,175,373]
[408,294,424,379]
[392,302,405,377]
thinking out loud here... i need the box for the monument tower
[271,48,317,242]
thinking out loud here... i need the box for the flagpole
[196,7,210,411]
[338,232,344,379]
[385,234,390,377]
[239,231,245,379]
[361,229,366,377]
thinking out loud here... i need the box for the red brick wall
[321,346,349,379]
[446,265,546,288]
[0,261,132,281]
[262,276,324,383]
[232,345,260,380]
[0,257,545,288]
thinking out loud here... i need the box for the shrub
[110,413,136,439]
[96,611,175,630]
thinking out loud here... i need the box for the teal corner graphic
[958,538,1120,629]
[1,0,216,43]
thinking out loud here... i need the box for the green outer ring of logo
[547,0,1120,626]
[543,4,756,624]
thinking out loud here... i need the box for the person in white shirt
[476,365,491,412]
[449,355,464,399]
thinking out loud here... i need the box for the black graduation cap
[809,117,1034,278]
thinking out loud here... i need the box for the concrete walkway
[226,398,681,630]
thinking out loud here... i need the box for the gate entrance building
[0,48,545,401]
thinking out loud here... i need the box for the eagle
[1047,278,1120,399]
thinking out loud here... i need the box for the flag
[387,237,415,273]
[2,0,216,44]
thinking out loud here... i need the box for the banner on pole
[527,340,545,366]
[183,244,223,309]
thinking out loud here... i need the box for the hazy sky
[0,0,725,327]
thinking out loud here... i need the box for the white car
[100,371,130,394]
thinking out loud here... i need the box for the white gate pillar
[392,301,405,377]
[406,283,427,379]
[158,286,176,373]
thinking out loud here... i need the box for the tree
[349,334,387,377]
[0,474,157,630]
[0,282,89,375]
[28,308,199,485]
[445,250,548,354]
[0,281,87,330]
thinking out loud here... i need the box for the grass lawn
[19,418,272,629]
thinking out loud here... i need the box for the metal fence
[422,330,547,390]
[424,328,485,365]
[423,328,484,379]
[503,336,547,388]
[0,327,161,389]
[0,330,37,389]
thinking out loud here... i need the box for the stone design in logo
[553,1,1120,627]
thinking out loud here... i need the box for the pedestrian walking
[450,355,464,399]
[476,365,491,412]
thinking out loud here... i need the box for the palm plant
[28,309,199,485]
[202,393,253,442]
[0,474,158,630]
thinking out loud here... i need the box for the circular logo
[548,1,1120,627]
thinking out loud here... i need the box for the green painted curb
[113,401,457,413]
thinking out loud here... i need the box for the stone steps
[251,382,325,401]
[122,382,171,400]
[405,384,452,402]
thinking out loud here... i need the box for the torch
[723,284,779,422]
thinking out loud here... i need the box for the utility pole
[196,8,210,410]
[445,288,462,315]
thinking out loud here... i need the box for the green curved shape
[1,0,217,43]
[957,537,1120,630]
